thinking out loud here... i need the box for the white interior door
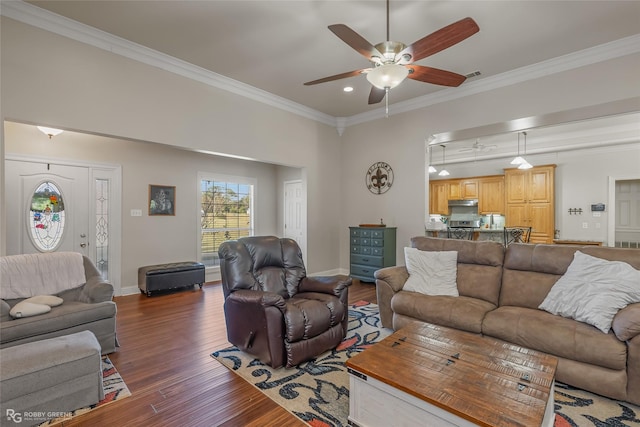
[284,180,306,257]
[5,160,90,256]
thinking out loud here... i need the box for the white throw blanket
[0,252,86,299]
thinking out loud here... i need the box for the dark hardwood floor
[64,280,377,426]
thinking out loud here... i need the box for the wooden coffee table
[346,323,558,427]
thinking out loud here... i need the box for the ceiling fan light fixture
[366,63,409,89]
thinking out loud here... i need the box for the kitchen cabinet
[505,165,556,243]
[349,227,397,283]
[429,181,449,215]
[430,177,499,215]
[478,176,505,214]
[448,179,478,200]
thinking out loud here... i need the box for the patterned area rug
[212,301,640,427]
[39,356,131,426]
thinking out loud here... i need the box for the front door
[5,160,90,255]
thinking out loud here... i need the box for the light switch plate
[131,209,142,217]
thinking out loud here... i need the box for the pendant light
[428,145,437,174]
[510,132,525,165]
[37,126,64,139]
[517,131,533,169]
[438,145,450,176]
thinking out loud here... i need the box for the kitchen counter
[426,228,504,244]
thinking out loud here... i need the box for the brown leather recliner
[218,236,352,368]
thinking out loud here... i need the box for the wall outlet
[582,222,588,229]
[131,209,142,217]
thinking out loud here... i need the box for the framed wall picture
[149,185,175,216]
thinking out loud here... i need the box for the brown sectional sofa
[375,236,640,405]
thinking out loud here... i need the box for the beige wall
[340,54,640,264]
[2,16,639,281]
[1,17,342,275]
[4,121,286,291]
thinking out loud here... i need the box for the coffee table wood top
[346,323,558,427]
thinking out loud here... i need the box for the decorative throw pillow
[403,248,458,296]
[539,251,640,333]
[23,295,64,307]
[9,301,52,319]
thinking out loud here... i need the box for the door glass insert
[29,181,66,251]
[95,178,109,279]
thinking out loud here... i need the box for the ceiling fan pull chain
[385,88,390,118]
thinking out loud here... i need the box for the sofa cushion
[9,301,51,319]
[1,301,116,344]
[391,291,496,334]
[483,306,627,371]
[539,251,640,333]
[403,248,458,296]
[409,237,504,305]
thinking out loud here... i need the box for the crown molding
[3,1,639,132]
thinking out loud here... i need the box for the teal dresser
[349,226,397,283]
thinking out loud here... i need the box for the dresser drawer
[350,265,378,279]
[351,237,361,245]
[371,238,384,247]
[371,230,385,239]
[351,246,372,255]
[351,254,384,267]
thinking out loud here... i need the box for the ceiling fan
[458,140,497,153]
[304,0,480,105]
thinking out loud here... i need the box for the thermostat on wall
[591,203,605,212]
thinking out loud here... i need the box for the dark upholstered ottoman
[138,262,205,296]
[0,330,103,426]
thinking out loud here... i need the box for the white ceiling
[21,0,640,119]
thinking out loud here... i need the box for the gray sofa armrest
[612,302,640,342]
[79,278,114,303]
[78,256,114,303]
[374,266,409,329]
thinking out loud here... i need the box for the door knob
[80,243,87,248]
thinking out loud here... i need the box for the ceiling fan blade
[368,87,386,104]
[407,65,466,87]
[399,17,479,64]
[328,24,383,60]
[304,69,368,86]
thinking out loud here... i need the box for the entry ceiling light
[37,126,64,139]
[427,145,437,174]
[438,145,450,176]
[517,131,533,170]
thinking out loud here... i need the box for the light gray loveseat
[1,252,117,354]
[375,237,640,406]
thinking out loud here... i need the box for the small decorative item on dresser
[349,226,396,283]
